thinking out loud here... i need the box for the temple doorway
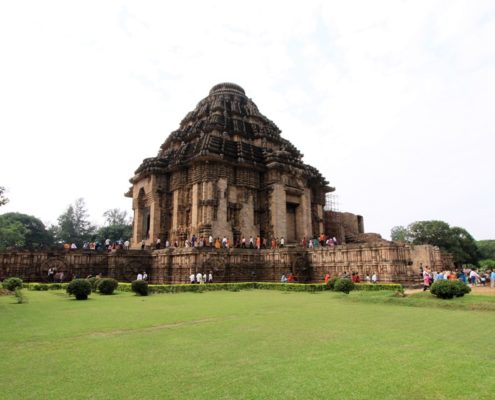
[286,203,298,242]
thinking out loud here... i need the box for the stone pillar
[270,183,286,238]
[191,183,199,233]
[296,188,312,240]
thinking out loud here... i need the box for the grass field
[1,289,494,399]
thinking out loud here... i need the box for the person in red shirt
[324,273,331,284]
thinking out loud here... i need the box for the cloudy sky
[0,0,493,240]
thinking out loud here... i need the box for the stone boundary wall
[0,243,451,286]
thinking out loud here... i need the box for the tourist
[196,271,203,284]
[324,273,330,284]
[281,274,288,283]
[137,272,143,280]
[189,272,195,284]
[70,243,77,250]
[249,236,254,248]
[480,273,487,287]
[156,238,161,249]
[371,272,378,283]
[280,237,285,248]
[241,237,246,248]
[423,271,431,291]
[287,273,295,283]
[209,235,213,247]
[491,270,495,288]
[165,240,170,248]
[208,271,213,284]
[124,240,130,250]
[141,240,145,250]
[469,269,480,286]
[143,271,148,281]
[48,267,55,282]
[256,236,261,250]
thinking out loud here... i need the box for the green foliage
[390,225,410,243]
[452,280,471,297]
[430,280,471,299]
[2,277,23,291]
[97,278,118,295]
[326,277,339,290]
[103,208,131,226]
[97,224,132,243]
[66,279,92,300]
[131,280,149,296]
[0,212,54,250]
[0,186,8,207]
[87,277,101,292]
[477,240,495,260]
[14,287,27,304]
[394,220,480,265]
[354,283,403,291]
[479,259,495,270]
[53,198,96,247]
[334,278,355,294]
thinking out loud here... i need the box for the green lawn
[1,289,494,399]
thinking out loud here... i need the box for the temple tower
[127,83,333,248]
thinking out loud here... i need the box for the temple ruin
[0,83,455,285]
[126,83,331,248]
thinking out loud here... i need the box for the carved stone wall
[0,243,453,286]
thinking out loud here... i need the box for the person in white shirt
[137,272,143,280]
[196,272,203,284]
[208,272,213,283]
[190,273,195,284]
[371,273,378,283]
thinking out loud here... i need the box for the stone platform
[0,243,453,286]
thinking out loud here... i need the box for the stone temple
[0,83,455,285]
[127,83,332,248]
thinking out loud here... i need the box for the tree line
[0,196,132,251]
[391,220,493,268]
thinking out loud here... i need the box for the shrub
[430,280,470,299]
[87,277,101,292]
[334,278,355,294]
[2,277,23,291]
[66,279,92,300]
[14,287,27,304]
[131,280,149,296]
[326,277,339,291]
[97,278,118,295]
[452,280,471,297]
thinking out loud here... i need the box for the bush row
[17,280,402,295]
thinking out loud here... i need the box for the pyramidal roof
[132,83,329,188]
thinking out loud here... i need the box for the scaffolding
[324,193,344,244]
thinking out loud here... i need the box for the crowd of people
[421,266,495,291]
[144,233,339,251]
[63,239,131,252]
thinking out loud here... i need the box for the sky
[0,0,494,240]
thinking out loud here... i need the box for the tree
[97,208,132,242]
[395,220,480,266]
[390,226,410,243]
[477,240,495,260]
[54,198,96,246]
[103,208,131,226]
[0,213,54,250]
[0,186,8,207]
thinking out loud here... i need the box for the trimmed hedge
[97,278,118,295]
[431,280,471,299]
[66,279,92,300]
[21,281,404,294]
[2,277,23,291]
[334,278,355,294]
[131,280,149,296]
